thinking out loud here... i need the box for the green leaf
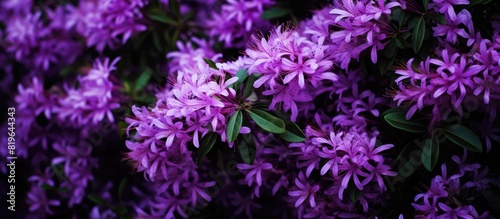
[170,28,180,50]
[148,11,177,25]
[197,132,218,165]
[469,0,492,7]
[411,16,426,54]
[169,0,180,18]
[88,194,107,205]
[384,112,426,133]
[51,164,66,181]
[246,109,285,134]
[272,110,306,142]
[40,184,54,190]
[395,141,419,164]
[423,0,430,11]
[134,70,151,92]
[422,134,440,171]
[394,36,406,49]
[260,7,292,20]
[152,31,163,52]
[279,122,306,142]
[238,134,256,164]
[203,58,218,69]
[379,52,397,75]
[58,187,69,193]
[112,206,128,215]
[443,125,483,152]
[383,39,398,58]
[243,74,258,99]
[226,110,243,142]
[59,65,76,77]
[231,68,248,89]
[118,178,127,199]
[347,183,362,203]
[391,8,404,24]
[427,13,446,24]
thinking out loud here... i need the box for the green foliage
[261,7,292,20]
[197,132,218,166]
[231,68,249,90]
[242,74,259,99]
[347,183,362,203]
[238,134,257,164]
[443,125,483,152]
[273,111,306,142]
[384,111,426,133]
[410,16,426,54]
[88,194,107,205]
[134,70,152,92]
[422,133,440,171]
[246,109,286,134]
[226,110,243,142]
[203,58,218,69]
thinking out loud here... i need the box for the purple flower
[207,0,274,48]
[329,0,400,68]
[412,156,490,219]
[393,48,490,124]
[431,0,470,20]
[56,57,121,127]
[74,0,147,51]
[27,185,61,215]
[167,38,222,74]
[433,9,474,45]
[4,6,82,71]
[246,25,337,120]
[288,172,320,208]
[437,203,473,219]
[237,160,274,187]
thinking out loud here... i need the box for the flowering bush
[1,0,500,218]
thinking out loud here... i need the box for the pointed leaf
[272,110,306,142]
[197,132,218,165]
[148,12,177,25]
[88,194,106,205]
[422,134,440,171]
[238,134,256,164]
[203,58,218,69]
[118,178,127,199]
[231,68,248,89]
[347,183,362,203]
[243,74,258,99]
[443,125,483,152]
[279,121,306,142]
[246,109,285,134]
[423,0,430,11]
[134,70,151,92]
[169,0,180,18]
[384,112,426,133]
[411,16,425,54]
[261,7,292,20]
[227,110,243,142]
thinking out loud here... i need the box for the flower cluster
[4,6,82,71]
[208,0,274,48]
[56,58,121,127]
[73,0,148,51]
[3,0,500,218]
[15,58,121,140]
[412,151,490,218]
[328,0,400,69]
[246,25,338,120]
[393,42,500,126]
[227,114,397,218]
[166,38,222,74]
